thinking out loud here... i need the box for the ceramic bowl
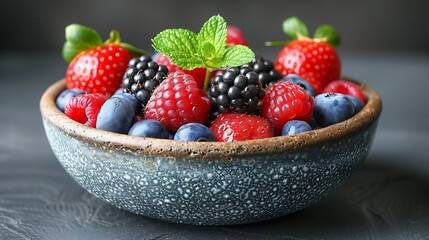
[40,79,382,225]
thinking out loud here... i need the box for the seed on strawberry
[210,113,273,142]
[64,93,107,127]
[226,25,249,46]
[261,81,314,135]
[322,80,366,103]
[266,17,341,94]
[144,71,211,132]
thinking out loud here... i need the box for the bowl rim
[40,78,382,159]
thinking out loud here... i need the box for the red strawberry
[66,44,132,96]
[63,24,144,97]
[261,81,314,135]
[144,71,211,132]
[226,25,249,46]
[210,113,273,142]
[64,93,107,127]
[267,17,341,94]
[323,80,366,103]
[154,53,207,89]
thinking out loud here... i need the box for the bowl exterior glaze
[41,79,381,225]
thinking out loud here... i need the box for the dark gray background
[1,0,429,53]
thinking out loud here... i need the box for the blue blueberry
[55,88,85,112]
[345,95,364,114]
[113,87,125,96]
[112,92,141,113]
[96,96,135,134]
[173,123,216,142]
[314,93,355,127]
[281,74,316,97]
[128,120,169,139]
[281,120,312,136]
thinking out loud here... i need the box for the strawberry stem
[265,40,290,47]
[105,30,121,44]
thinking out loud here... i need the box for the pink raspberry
[144,71,211,132]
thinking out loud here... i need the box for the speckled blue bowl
[40,79,382,225]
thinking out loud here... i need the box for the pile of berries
[57,17,367,142]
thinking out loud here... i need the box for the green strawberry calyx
[151,15,255,92]
[62,24,145,62]
[265,16,341,48]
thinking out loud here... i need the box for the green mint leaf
[197,15,227,63]
[62,24,103,62]
[152,29,204,69]
[282,16,309,39]
[314,24,341,47]
[220,45,255,67]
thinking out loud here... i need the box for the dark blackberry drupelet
[122,55,168,109]
[209,66,265,114]
[242,56,282,88]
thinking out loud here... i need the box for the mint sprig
[152,15,255,91]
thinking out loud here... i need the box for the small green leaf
[265,40,291,47]
[314,24,341,47]
[62,24,103,62]
[152,29,204,69]
[197,15,227,61]
[282,16,309,39]
[221,45,255,67]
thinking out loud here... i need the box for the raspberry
[122,55,169,108]
[322,80,366,103]
[242,56,282,88]
[144,71,211,132]
[209,113,274,142]
[209,66,265,114]
[261,81,314,135]
[64,93,107,127]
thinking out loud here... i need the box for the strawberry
[144,71,211,132]
[226,25,249,46]
[153,53,207,89]
[322,80,366,103]
[63,24,145,97]
[261,81,314,135]
[64,93,107,127]
[267,17,341,94]
[209,113,274,142]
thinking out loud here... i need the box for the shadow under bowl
[40,79,382,225]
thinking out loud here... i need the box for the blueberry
[281,120,312,136]
[281,74,316,97]
[314,93,355,127]
[56,88,85,112]
[96,96,135,134]
[173,123,216,142]
[113,87,125,96]
[345,95,364,114]
[128,120,169,139]
[112,92,142,113]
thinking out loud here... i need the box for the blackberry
[242,56,282,88]
[122,55,168,108]
[209,67,265,114]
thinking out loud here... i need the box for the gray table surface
[1,50,429,240]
